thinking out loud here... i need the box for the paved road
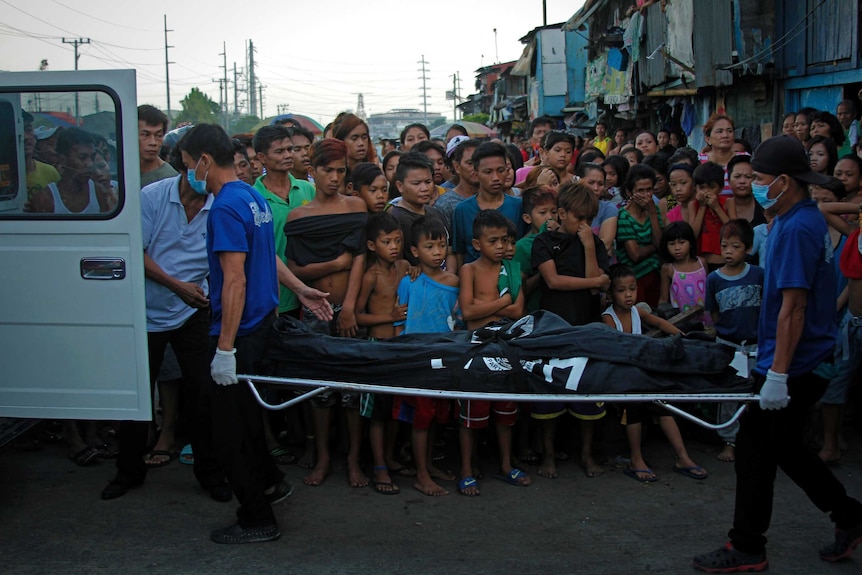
[2,417,861,575]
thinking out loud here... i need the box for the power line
[48,0,156,32]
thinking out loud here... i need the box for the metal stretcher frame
[242,374,758,432]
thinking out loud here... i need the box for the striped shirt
[615,207,662,278]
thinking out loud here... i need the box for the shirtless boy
[355,212,410,494]
[457,209,528,496]
[285,138,368,488]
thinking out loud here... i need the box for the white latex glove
[759,370,789,410]
[211,348,238,386]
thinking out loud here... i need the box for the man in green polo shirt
[252,125,316,317]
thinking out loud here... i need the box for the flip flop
[143,449,176,468]
[494,468,530,487]
[69,446,101,467]
[673,465,708,480]
[370,480,400,495]
[623,466,658,483]
[270,446,298,465]
[178,444,194,465]
[458,476,480,496]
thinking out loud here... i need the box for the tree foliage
[462,113,490,125]
[175,88,220,125]
[230,115,261,134]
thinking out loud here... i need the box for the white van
[0,70,151,422]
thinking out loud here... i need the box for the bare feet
[538,457,558,479]
[348,465,369,488]
[717,443,735,463]
[371,468,398,494]
[818,447,842,465]
[414,474,449,496]
[303,462,330,486]
[428,465,455,481]
[297,437,316,470]
[581,456,604,478]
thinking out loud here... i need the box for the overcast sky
[0,0,585,125]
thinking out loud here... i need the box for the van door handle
[80,258,126,280]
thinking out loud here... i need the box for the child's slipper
[494,468,530,487]
[672,464,708,480]
[458,476,480,496]
[370,480,400,495]
[178,444,194,465]
[623,466,658,483]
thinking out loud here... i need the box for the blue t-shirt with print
[451,194,522,264]
[755,199,836,376]
[394,273,459,334]
[705,263,764,344]
[206,180,278,337]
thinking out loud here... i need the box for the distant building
[367,108,446,140]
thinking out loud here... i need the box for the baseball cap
[750,134,831,186]
[34,126,59,140]
[446,135,470,158]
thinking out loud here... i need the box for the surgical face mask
[186,158,208,195]
[752,176,783,210]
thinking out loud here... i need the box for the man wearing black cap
[693,135,862,572]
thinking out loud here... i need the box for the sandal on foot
[269,446,298,465]
[673,464,708,480]
[494,468,530,487]
[458,476,479,496]
[692,542,767,572]
[69,446,101,467]
[370,480,400,495]
[143,449,176,468]
[623,466,657,483]
[178,444,194,465]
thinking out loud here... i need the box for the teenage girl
[659,221,711,326]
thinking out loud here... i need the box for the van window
[0,89,122,218]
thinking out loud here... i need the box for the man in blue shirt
[693,136,862,572]
[179,124,331,545]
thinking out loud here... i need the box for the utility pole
[543,0,547,26]
[213,78,225,127]
[451,73,458,122]
[259,84,264,119]
[248,40,257,120]
[233,63,240,118]
[164,15,173,119]
[277,104,289,115]
[62,37,90,124]
[418,55,430,125]
[220,42,228,131]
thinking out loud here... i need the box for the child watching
[394,217,460,496]
[355,212,411,494]
[390,152,451,269]
[616,164,663,307]
[531,182,610,479]
[345,162,389,213]
[664,164,704,233]
[658,221,711,326]
[514,186,558,312]
[541,130,577,187]
[457,210,528,495]
[692,161,731,269]
[705,219,764,463]
[602,264,708,483]
[285,138,368,489]
[452,142,523,267]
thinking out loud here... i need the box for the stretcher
[242,375,756,432]
[247,311,758,431]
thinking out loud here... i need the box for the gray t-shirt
[141,162,179,188]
